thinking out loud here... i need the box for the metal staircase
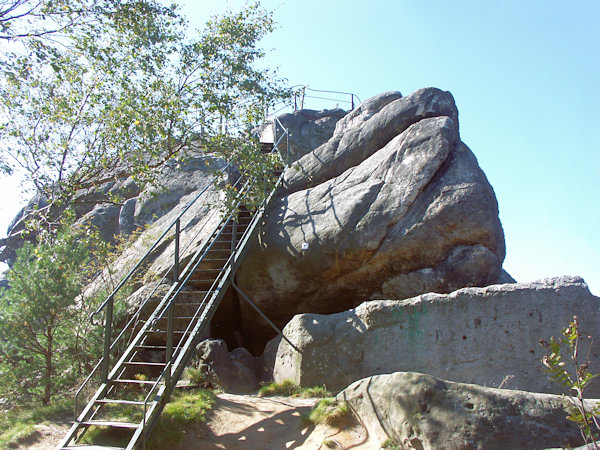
[58,121,289,449]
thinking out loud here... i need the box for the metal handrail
[292,85,361,110]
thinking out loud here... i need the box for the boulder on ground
[237,87,505,351]
[338,371,589,450]
[194,339,260,393]
[269,276,600,395]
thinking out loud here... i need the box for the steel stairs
[59,124,289,449]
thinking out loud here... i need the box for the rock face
[266,108,348,163]
[269,276,600,395]
[237,87,505,349]
[338,371,587,449]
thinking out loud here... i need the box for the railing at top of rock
[293,86,362,111]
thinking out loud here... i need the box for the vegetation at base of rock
[0,215,121,405]
[303,399,351,427]
[540,315,600,447]
[81,389,215,448]
[0,398,73,448]
[258,380,331,398]
[381,438,401,449]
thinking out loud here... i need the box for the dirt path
[18,393,376,449]
[179,393,375,449]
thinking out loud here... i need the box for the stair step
[112,379,159,385]
[95,398,146,406]
[81,420,139,429]
[123,361,166,367]
[63,446,125,449]
[133,345,167,350]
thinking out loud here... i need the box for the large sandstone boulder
[269,276,600,395]
[237,87,505,349]
[265,108,348,163]
[338,371,588,449]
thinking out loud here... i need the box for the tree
[0,218,107,404]
[0,0,288,228]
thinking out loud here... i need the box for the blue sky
[1,0,598,294]
[180,0,600,293]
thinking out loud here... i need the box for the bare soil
[19,393,376,449]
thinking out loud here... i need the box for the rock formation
[338,371,588,449]
[237,87,506,349]
[268,276,600,395]
[2,87,509,356]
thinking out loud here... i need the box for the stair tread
[81,420,139,429]
[123,361,166,366]
[63,445,125,449]
[95,398,146,405]
[112,379,160,385]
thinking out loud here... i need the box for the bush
[304,398,351,427]
[540,316,600,447]
[258,380,330,398]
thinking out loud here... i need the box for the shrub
[258,380,330,398]
[304,398,351,427]
[540,316,600,447]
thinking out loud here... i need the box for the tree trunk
[43,331,53,405]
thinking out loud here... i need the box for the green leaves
[1,1,289,220]
[0,215,107,404]
[540,316,600,446]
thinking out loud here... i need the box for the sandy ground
[18,393,376,449]
[178,393,376,449]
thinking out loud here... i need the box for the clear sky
[1,0,598,294]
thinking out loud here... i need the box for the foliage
[0,214,112,404]
[540,316,600,448]
[380,438,401,449]
[258,380,331,398]
[0,398,73,448]
[80,388,215,448]
[303,398,351,427]
[0,0,289,226]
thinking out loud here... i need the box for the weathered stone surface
[194,339,260,393]
[270,277,600,395]
[119,197,137,235]
[270,108,347,163]
[238,88,504,349]
[338,371,588,449]
[79,202,121,243]
[133,155,226,227]
[281,87,457,195]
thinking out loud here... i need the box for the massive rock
[269,276,600,395]
[237,87,505,350]
[338,371,588,449]
[264,108,347,163]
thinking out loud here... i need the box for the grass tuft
[303,398,351,427]
[80,389,215,449]
[258,380,330,398]
[147,389,215,449]
[0,399,73,448]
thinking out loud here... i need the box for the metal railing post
[174,219,180,282]
[165,304,174,402]
[101,295,114,382]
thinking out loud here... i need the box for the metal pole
[165,304,174,402]
[231,281,301,353]
[174,219,180,282]
[231,218,238,255]
[101,295,114,382]
[286,130,290,163]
